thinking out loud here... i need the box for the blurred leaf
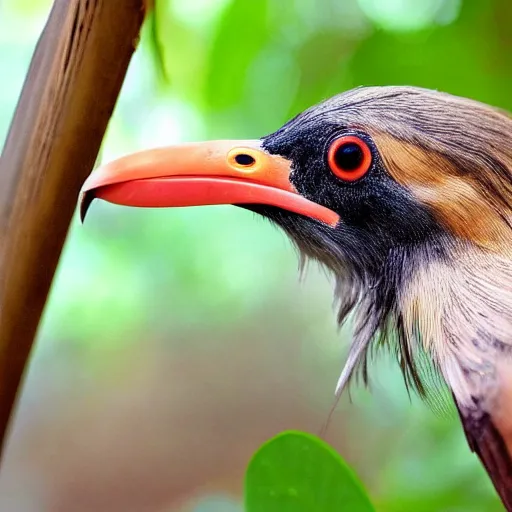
[144,7,171,88]
[2,0,50,16]
[205,0,269,110]
[288,31,359,117]
[245,431,375,512]
[146,0,217,103]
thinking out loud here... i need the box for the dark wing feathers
[456,398,512,510]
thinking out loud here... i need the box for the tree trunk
[0,0,146,458]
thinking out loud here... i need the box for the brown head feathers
[313,86,512,252]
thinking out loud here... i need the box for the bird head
[80,85,512,415]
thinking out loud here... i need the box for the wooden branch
[0,0,146,457]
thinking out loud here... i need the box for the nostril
[234,153,256,166]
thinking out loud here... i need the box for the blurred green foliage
[0,0,510,510]
[245,431,375,511]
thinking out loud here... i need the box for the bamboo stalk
[0,0,146,458]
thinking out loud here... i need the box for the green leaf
[245,430,375,512]
[204,0,269,111]
[144,7,171,88]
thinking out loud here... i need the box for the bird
[80,85,512,509]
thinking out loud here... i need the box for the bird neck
[400,242,512,413]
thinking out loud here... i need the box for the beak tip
[79,191,95,223]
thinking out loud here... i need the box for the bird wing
[456,398,512,510]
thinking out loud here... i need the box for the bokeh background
[0,0,510,510]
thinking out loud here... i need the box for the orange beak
[80,140,339,226]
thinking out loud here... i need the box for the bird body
[80,86,512,509]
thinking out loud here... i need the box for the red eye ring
[327,135,372,182]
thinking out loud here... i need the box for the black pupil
[334,142,363,171]
[235,153,255,166]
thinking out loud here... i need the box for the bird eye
[327,136,372,182]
